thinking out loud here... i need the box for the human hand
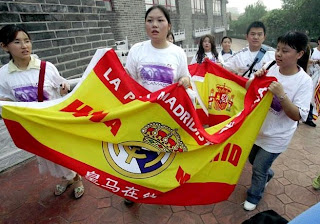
[268,81,285,98]
[60,82,70,96]
[178,76,191,89]
[254,68,267,77]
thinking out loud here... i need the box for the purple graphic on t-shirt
[14,86,49,102]
[270,95,282,113]
[140,65,174,84]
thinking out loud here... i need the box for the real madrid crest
[102,122,187,179]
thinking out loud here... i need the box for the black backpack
[242,210,288,224]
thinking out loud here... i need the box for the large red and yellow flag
[0,49,275,205]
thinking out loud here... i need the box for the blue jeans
[247,144,280,204]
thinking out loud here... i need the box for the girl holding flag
[124,5,191,205]
[0,24,84,199]
[244,31,313,211]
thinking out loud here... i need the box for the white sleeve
[176,49,191,80]
[46,62,67,88]
[218,52,224,64]
[0,82,14,101]
[190,55,197,65]
[125,44,139,80]
[294,76,313,121]
[222,53,238,73]
[0,66,14,100]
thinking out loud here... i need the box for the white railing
[193,27,211,38]
[183,44,198,58]
[173,29,186,42]
[213,26,226,33]
[115,49,129,66]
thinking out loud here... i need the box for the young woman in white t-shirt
[190,34,222,64]
[244,31,313,211]
[218,36,233,63]
[125,5,190,93]
[0,24,84,199]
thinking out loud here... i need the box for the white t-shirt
[0,56,66,102]
[309,47,320,89]
[255,62,313,153]
[125,40,190,92]
[218,50,233,64]
[311,47,320,61]
[223,46,275,78]
[190,51,222,64]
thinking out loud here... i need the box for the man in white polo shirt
[223,21,275,79]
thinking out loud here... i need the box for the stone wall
[105,0,147,47]
[0,0,115,79]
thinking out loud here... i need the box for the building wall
[0,0,228,77]
[0,0,115,79]
[106,0,147,47]
[105,0,227,48]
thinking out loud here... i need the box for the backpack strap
[242,47,267,78]
[38,61,46,102]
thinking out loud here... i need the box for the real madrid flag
[0,49,275,205]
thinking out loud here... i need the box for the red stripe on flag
[188,59,248,87]
[93,49,149,104]
[4,118,235,205]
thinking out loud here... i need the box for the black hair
[277,31,309,71]
[145,5,171,25]
[0,24,31,46]
[221,36,232,44]
[0,24,31,60]
[167,30,175,43]
[246,21,266,35]
[196,34,218,64]
[318,36,320,41]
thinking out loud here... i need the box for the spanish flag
[0,49,275,205]
[313,81,320,120]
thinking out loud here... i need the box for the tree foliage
[229,0,320,46]
[230,1,267,36]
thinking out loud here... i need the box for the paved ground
[1,119,320,224]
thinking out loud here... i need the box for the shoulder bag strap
[242,47,267,78]
[38,61,46,102]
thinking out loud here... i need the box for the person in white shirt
[305,36,320,127]
[190,34,222,64]
[223,21,275,79]
[218,36,233,63]
[0,24,84,199]
[243,31,313,211]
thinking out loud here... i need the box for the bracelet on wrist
[278,94,287,102]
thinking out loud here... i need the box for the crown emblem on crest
[208,83,234,111]
[141,122,187,153]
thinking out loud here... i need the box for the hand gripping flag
[0,49,276,205]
